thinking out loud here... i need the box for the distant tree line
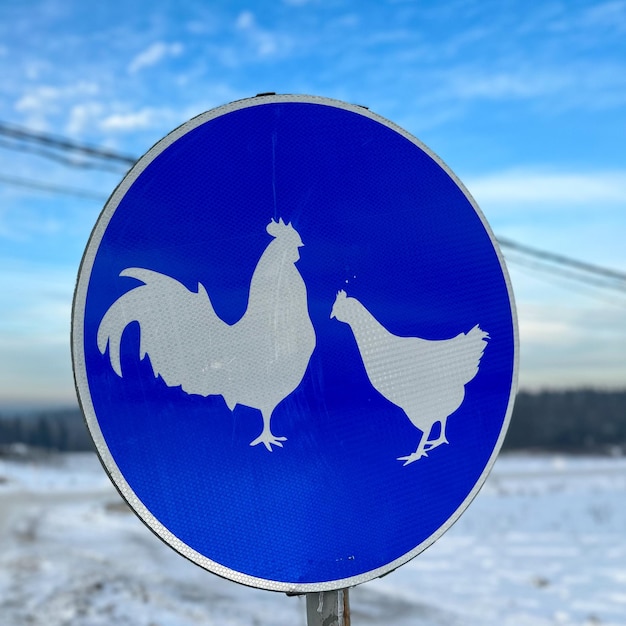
[0,408,94,452]
[0,389,625,453]
[502,389,626,453]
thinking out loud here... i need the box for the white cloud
[438,59,626,111]
[466,170,626,207]
[14,82,100,129]
[0,204,67,242]
[0,340,75,404]
[66,102,104,135]
[519,313,578,346]
[69,100,178,134]
[15,82,99,111]
[0,261,74,339]
[234,11,287,58]
[128,41,183,74]
[515,300,626,389]
[579,0,626,32]
[235,11,255,30]
[449,70,570,101]
[14,87,58,116]
[100,109,156,131]
[23,60,49,82]
[15,82,99,115]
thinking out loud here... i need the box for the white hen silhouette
[330,290,489,465]
[97,218,316,451]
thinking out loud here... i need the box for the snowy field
[1,449,625,626]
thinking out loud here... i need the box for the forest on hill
[503,389,626,453]
[0,389,625,454]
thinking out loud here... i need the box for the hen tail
[97,268,227,389]
[455,324,490,385]
[467,324,490,349]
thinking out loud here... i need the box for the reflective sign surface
[73,95,518,592]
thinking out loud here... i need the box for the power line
[0,137,128,173]
[504,250,626,297]
[497,236,626,285]
[1,120,625,299]
[507,255,626,308]
[0,173,107,201]
[0,121,136,167]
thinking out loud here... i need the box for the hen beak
[329,307,336,319]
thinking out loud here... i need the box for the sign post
[307,590,350,626]
[72,94,517,612]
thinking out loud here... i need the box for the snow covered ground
[1,449,625,626]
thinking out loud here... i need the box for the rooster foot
[249,432,287,452]
[397,450,428,466]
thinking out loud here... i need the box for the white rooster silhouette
[97,218,316,451]
[330,290,489,465]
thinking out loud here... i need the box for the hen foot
[397,450,428,466]
[249,432,287,451]
[424,436,449,452]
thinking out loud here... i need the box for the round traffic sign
[72,94,518,592]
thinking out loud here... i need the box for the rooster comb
[266,217,294,237]
[336,289,347,299]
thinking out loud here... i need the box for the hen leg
[397,424,433,466]
[424,417,450,452]
[249,409,287,451]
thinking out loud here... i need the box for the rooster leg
[249,410,287,452]
[397,426,431,466]
[424,417,450,452]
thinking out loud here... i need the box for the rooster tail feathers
[97,282,159,377]
[97,267,226,383]
[120,267,177,289]
[97,268,178,377]
[97,297,131,377]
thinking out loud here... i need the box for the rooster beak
[330,307,335,319]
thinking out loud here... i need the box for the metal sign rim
[71,93,519,593]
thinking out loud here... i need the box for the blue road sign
[72,94,518,593]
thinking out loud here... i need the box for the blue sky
[0,0,625,406]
